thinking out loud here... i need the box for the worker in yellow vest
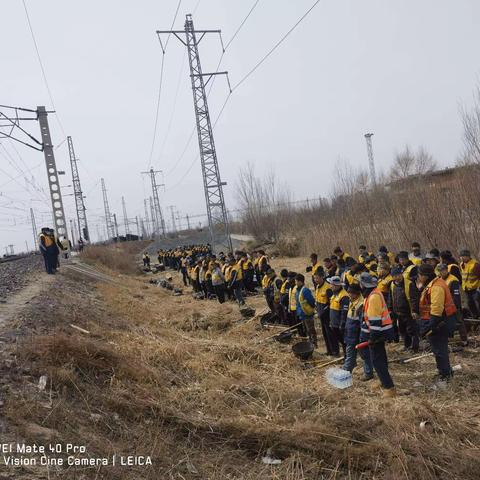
[295,274,317,347]
[39,227,56,274]
[409,242,424,266]
[459,249,480,319]
[262,269,276,312]
[314,269,335,355]
[438,263,468,346]
[418,264,457,383]
[327,275,349,356]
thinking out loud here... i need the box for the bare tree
[414,146,437,175]
[389,145,416,180]
[460,85,480,164]
[389,145,437,180]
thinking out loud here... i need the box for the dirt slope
[1,247,479,479]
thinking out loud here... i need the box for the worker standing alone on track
[39,227,57,274]
[359,272,396,397]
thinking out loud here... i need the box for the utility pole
[70,219,76,248]
[113,213,119,239]
[37,106,69,241]
[122,196,130,236]
[101,178,115,240]
[30,207,38,250]
[149,197,156,236]
[141,169,165,237]
[169,206,177,234]
[157,15,233,252]
[186,214,191,230]
[25,241,29,253]
[67,136,90,242]
[135,216,140,238]
[143,199,151,237]
[364,133,377,186]
[8,245,14,256]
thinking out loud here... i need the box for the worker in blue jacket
[295,274,317,347]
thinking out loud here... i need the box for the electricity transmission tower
[141,168,165,237]
[149,197,156,235]
[113,213,119,239]
[143,198,151,237]
[0,105,69,240]
[101,178,115,240]
[67,136,90,242]
[30,207,37,250]
[364,133,376,186]
[157,14,233,252]
[122,196,130,236]
[169,205,177,234]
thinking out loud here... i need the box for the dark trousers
[456,311,468,341]
[265,295,275,313]
[465,289,480,318]
[181,268,188,286]
[398,314,419,352]
[244,271,255,292]
[214,284,226,304]
[232,281,245,305]
[318,309,336,355]
[429,327,451,377]
[192,280,200,293]
[370,341,394,389]
[302,316,317,346]
[331,326,345,356]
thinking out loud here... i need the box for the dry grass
[5,248,480,479]
[79,240,151,274]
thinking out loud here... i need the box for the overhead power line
[22,0,66,137]
[165,0,262,179]
[147,0,183,168]
[231,0,322,92]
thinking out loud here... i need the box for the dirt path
[0,274,53,327]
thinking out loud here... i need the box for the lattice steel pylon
[67,136,90,242]
[157,14,233,252]
[30,207,38,250]
[364,133,376,186]
[101,178,115,240]
[142,168,166,237]
[122,196,130,236]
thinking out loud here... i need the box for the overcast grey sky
[1,0,479,252]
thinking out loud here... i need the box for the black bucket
[292,341,314,361]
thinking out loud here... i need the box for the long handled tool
[401,352,434,364]
[261,322,302,342]
[305,356,344,370]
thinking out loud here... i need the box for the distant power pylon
[113,213,119,239]
[169,205,177,234]
[157,14,233,252]
[149,197,156,234]
[67,136,90,242]
[122,196,130,236]
[143,199,151,237]
[101,178,115,240]
[141,168,166,237]
[30,208,37,250]
[364,133,376,186]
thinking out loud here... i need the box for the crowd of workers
[153,242,480,397]
[38,227,70,274]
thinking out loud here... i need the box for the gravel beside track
[0,255,44,299]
